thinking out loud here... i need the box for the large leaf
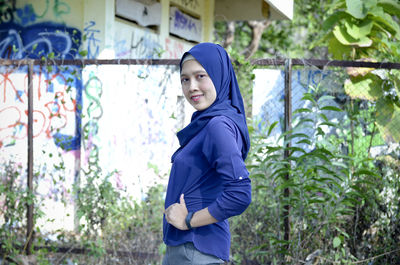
[376,97,394,124]
[344,73,383,100]
[322,11,353,32]
[346,0,368,19]
[376,97,400,143]
[328,33,352,60]
[333,25,373,47]
[369,6,400,39]
[378,0,400,17]
[344,19,373,39]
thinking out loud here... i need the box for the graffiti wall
[0,0,85,231]
[0,0,194,232]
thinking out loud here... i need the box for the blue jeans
[162,242,225,265]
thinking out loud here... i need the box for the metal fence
[1,58,400,263]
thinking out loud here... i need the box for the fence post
[26,60,34,255]
[283,59,292,244]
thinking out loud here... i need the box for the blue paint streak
[0,21,83,151]
[0,21,81,59]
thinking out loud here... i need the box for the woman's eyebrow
[181,70,207,76]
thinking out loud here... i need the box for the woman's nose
[188,80,199,91]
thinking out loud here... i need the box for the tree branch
[242,20,271,59]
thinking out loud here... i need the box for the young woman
[163,43,252,265]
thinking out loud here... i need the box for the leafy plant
[0,161,44,262]
[318,0,400,143]
[230,85,398,264]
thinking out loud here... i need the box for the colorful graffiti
[0,3,83,150]
[84,20,100,59]
[0,66,82,150]
[0,0,81,59]
[82,72,103,174]
[0,22,81,59]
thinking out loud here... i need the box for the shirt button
[239,176,243,180]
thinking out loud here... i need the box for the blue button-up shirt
[163,116,252,261]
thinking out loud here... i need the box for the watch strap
[185,211,194,230]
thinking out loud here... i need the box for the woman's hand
[164,194,189,230]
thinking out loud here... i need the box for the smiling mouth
[191,95,203,102]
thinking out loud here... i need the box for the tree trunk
[223,21,236,48]
[243,20,271,59]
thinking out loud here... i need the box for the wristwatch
[185,211,194,230]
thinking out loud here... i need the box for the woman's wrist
[187,208,218,229]
[185,211,195,230]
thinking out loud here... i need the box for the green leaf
[344,73,383,100]
[318,95,336,102]
[376,98,400,143]
[333,25,372,47]
[369,6,400,38]
[333,236,341,248]
[310,151,330,162]
[79,50,88,57]
[285,133,310,141]
[378,0,400,17]
[322,11,352,32]
[294,118,314,128]
[320,121,339,127]
[332,161,349,169]
[317,147,334,157]
[267,121,278,137]
[344,19,373,39]
[376,97,394,125]
[346,0,368,19]
[296,139,312,145]
[255,185,269,190]
[328,33,353,60]
[293,108,312,114]
[320,106,343,112]
[354,169,379,177]
[301,93,317,104]
[286,146,307,154]
[315,165,335,174]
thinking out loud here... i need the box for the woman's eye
[181,78,189,83]
[198,74,206,79]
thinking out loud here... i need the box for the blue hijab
[175,43,250,160]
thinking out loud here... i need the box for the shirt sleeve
[202,117,251,222]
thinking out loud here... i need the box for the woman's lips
[191,95,203,102]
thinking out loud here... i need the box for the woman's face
[180,59,217,111]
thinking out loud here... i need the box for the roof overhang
[215,0,293,21]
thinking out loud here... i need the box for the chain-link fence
[1,58,400,264]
